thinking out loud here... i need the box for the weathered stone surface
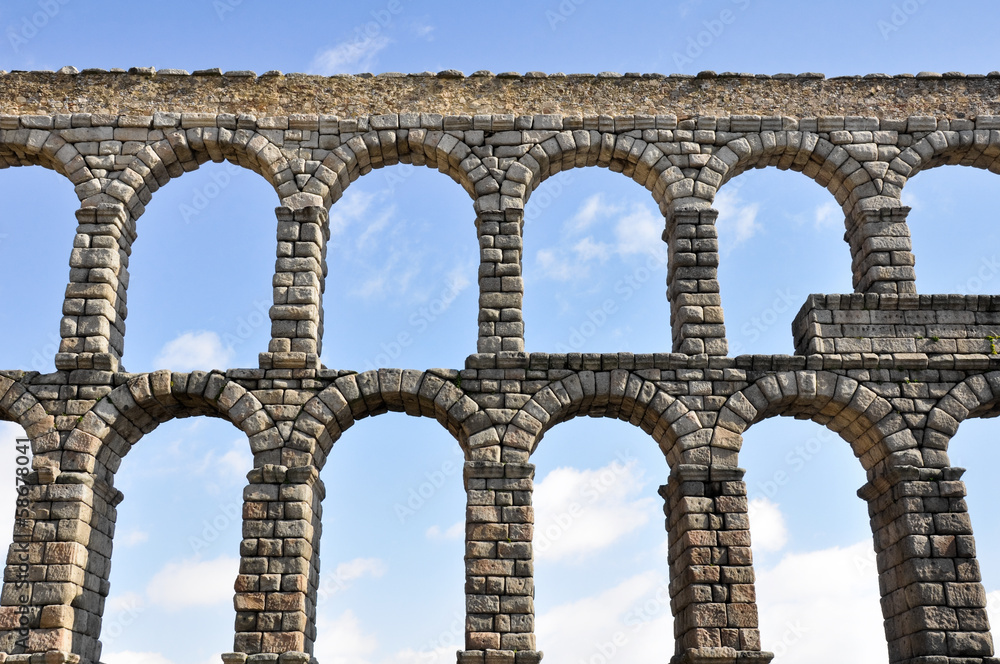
[4,70,1000,664]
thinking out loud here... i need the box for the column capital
[857,464,965,502]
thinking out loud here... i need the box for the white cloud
[145,555,238,610]
[102,652,177,664]
[356,204,398,251]
[330,190,375,237]
[153,331,234,372]
[190,438,252,488]
[814,200,842,229]
[410,22,435,40]
[534,195,664,283]
[570,193,624,232]
[536,248,577,281]
[715,187,762,247]
[316,557,387,603]
[537,570,673,662]
[313,610,379,664]
[534,459,656,561]
[987,590,1000,634]
[613,205,663,255]
[748,497,788,552]
[333,557,387,582]
[573,236,612,262]
[119,529,149,547]
[426,521,464,540]
[756,541,884,662]
[311,35,390,75]
[105,591,145,615]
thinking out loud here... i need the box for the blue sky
[1,1,1000,662]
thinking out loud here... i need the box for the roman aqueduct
[1,68,1000,663]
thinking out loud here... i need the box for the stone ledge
[5,71,1000,117]
[794,293,1000,356]
[670,648,774,664]
[457,650,543,664]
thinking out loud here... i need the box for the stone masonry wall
[0,71,999,664]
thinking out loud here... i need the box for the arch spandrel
[716,370,920,472]
[295,369,491,469]
[504,370,697,465]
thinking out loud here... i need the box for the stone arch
[503,370,698,465]
[0,374,58,457]
[924,371,1000,454]
[509,126,889,219]
[293,369,495,469]
[298,127,487,211]
[893,128,1000,180]
[715,370,919,471]
[713,131,886,216]
[107,129,291,218]
[511,130,696,216]
[0,125,95,203]
[82,370,277,487]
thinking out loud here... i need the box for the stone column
[846,205,917,295]
[666,208,727,356]
[259,206,329,371]
[859,465,996,664]
[56,204,134,373]
[0,467,122,664]
[229,465,323,663]
[459,460,540,664]
[476,205,524,355]
[661,465,772,664]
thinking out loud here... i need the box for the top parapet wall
[4,68,1000,117]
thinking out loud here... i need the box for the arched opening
[123,163,278,372]
[521,168,670,353]
[903,166,1000,295]
[714,168,853,356]
[0,166,81,373]
[530,417,672,661]
[313,413,465,662]
[98,416,251,664]
[739,415,883,662]
[321,164,478,371]
[941,416,1000,632]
